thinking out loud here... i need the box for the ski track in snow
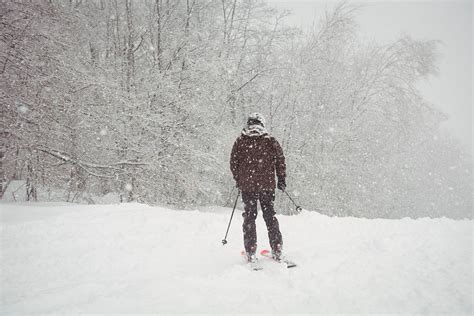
[1,202,472,314]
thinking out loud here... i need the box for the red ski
[260,249,297,268]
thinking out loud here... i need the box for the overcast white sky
[267,0,472,149]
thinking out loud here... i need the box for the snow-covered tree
[1,0,470,218]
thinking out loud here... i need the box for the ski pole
[222,190,240,245]
[283,189,303,213]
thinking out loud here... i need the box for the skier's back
[230,112,286,262]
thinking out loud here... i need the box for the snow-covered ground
[1,202,472,314]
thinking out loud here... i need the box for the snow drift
[1,202,472,314]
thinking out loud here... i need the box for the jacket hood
[241,124,268,137]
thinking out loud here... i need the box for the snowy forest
[1,0,471,219]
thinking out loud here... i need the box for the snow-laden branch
[36,146,148,178]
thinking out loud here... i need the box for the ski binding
[260,249,297,268]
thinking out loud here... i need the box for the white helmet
[247,112,266,127]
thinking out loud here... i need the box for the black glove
[277,179,286,191]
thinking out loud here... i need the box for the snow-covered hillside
[1,202,472,314]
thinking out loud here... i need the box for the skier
[230,112,286,264]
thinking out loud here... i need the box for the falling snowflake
[18,105,28,113]
[16,100,28,113]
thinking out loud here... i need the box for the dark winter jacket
[230,128,286,192]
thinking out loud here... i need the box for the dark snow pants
[241,191,283,255]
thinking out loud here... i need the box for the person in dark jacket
[230,112,286,263]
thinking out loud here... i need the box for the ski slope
[1,202,472,314]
